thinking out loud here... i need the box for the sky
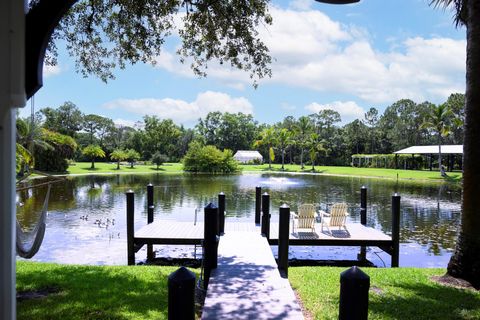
[25,0,466,128]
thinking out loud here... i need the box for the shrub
[151,152,169,169]
[183,142,238,173]
[34,129,77,172]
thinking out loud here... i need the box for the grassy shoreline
[57,162,462,183]
[17,262,479,320]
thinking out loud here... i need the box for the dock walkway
[201,231,304,319]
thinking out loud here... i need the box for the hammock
[16,182,52,258]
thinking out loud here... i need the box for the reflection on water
[16,173,462,266]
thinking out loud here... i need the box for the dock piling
[359,186,367,261]
[278,204,290,278]
[204,203,219,289]
[147,183,154,260]
[391,193,401,267]
[261,192,271,240]
[339,266,370,320]
[168,267,195,320]
[255,186,261,224]
[360,186,367,225]
[126,190,135,265]
[218,192,225,235]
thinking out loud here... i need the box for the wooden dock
[130,220,395,262]
[201,231,304,319]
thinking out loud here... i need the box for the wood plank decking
[201,231,304,320]
[133,220,391,247]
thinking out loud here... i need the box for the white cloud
[104,91,254,125]
[289,0,313,11]
[113,118,137,128]
[154,6,465,104]
[43,64,61,77]
[305,101,365,123]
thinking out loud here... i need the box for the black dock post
[255,186,261,224]
[391,193,401,267]
[339,266,370,320]
[261,192,271,240]
[218,192,226,235]
[168,267,196,320]
[147,183,154,260]
[203,203,218,289]
[360,186,367,225]
[278,204,290,278]
[126,190,135,265]
[359,186,367,261]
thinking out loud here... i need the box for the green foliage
[40,102,83,137]
[82,145,106,169]
[82,145,106,158]
[46,0,272,86]
[126,149,141,168]
[183,142,238,173]
[151,152,169,169]
[110,149,128,169]
[34,129,77,172]
[197,112,259,152]
[142,116,181,160]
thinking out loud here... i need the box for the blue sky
[25,0,466,128]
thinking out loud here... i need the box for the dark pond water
[16,173,462,267]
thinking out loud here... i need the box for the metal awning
[394,145,463,154]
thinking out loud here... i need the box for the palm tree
[295,116,312,169]
[277,128,293,170]
[82,145,106,169]
[306,133,325,171]
[254,127,277,169]
[16,117,52,175]
[431,0,480,289]
[110,149,128,170]
[420,104,452,176]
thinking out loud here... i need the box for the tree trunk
[300,148,304,169]
[447,0,480,289]
[117,160,120,170]
[438,134,444,175]
[91,159,95,169]
[281,149,285,170]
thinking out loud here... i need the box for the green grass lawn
[289,267,480,320]
[16,261,199,320]
[64,162,461,183]
[18,262,479,319]
[66,162,183,175]
[240,163,462,182]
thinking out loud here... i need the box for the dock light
[315,0,360,4]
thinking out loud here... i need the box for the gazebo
[233,150,263,164]
[393,145,463,171]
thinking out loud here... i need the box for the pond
[16,172,462,267]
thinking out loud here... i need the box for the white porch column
[0,0,26,319]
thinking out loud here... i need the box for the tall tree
[276,128,293,170]
[143,116,181,160]
[40,101,84,137]
[82,144,106,169]
[197,112,259,152]
[420,104,453,176]
[364,107,379,154]
[294,116,313,169]
[306,133,325,171]
[254,127,277,169]
[45,0,272,86]
[431,0,480,288]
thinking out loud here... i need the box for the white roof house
[394,145,463,154]
[233,150,263,163]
